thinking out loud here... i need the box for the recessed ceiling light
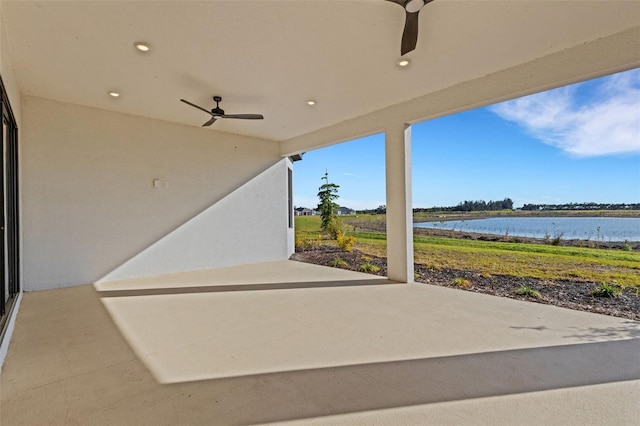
[397,58,411,67]
[307,100,316,106]
[108,91,120,97]
[133,42,151,52]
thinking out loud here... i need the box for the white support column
[385,123,413,283]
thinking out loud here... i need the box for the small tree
[317,172,340,233]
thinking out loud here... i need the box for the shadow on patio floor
[171,338,639,424]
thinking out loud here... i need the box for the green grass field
[295,215,640,287]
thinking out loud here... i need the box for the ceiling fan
[387,0,434,56]
[180,96,264,127]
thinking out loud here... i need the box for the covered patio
[2,260,639,424]
[1,1,639,423]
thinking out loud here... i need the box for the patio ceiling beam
[279,26,640,158]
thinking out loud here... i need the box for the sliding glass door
[0,75,20,338]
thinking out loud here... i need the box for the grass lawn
[295,215,640,288]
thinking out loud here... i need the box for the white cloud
[490,69,640,157]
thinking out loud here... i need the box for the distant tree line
[357,205,386,214]
[521,202,640,211]
[356,200,639,214]
[451,198,514,212]
[357,198,514,214]
[413,198,514,213]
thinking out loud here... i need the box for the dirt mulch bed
[290,246,640,321]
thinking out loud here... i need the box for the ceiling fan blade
[202,117,217,127]
[221,114,264,120]
[401,11,419,55]
[180,99,212,115]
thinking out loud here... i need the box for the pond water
[414,217,640,242]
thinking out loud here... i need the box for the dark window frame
[287,167,293,229]
[0,74,20,340]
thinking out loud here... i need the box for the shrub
[359,263,380,273]
[331,258,348,268]
[591,282,622,298]
[453,277,472,288]
[551,233,563,246]
[336,232,355,252]
[296,238,316,252]
[622,241,632,252]
[514,285,540,298]
[326,216,343,239]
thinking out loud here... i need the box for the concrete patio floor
[1,260,639,425]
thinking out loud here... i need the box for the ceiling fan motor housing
[212,96,224,115]
[405,0,425,13]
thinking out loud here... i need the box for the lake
[414,217,640,242]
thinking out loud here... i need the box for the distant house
[337,206,355,215]
[295,207,317,216]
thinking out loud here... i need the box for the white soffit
[2,0,639,143]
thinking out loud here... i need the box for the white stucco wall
[100,160,291,282]
[287,160,295,257]
[22,96,290,290]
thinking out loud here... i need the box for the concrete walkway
[1,260,639,425]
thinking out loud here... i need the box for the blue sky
[293,68,640,210]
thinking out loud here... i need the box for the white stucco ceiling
[2,0,639,144]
